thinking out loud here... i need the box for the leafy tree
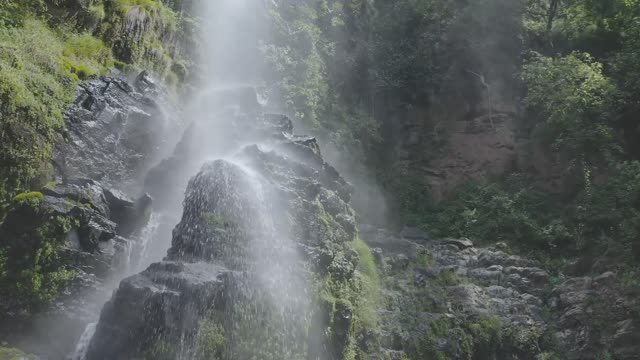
[522,52,619,172]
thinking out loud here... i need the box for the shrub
[0,17,114,207]
[0,19,74,206]
[196,319,226,359]
[0,200,76,313]
[61,32,114,80]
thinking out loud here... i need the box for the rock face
[363,227,640,360]
[85,91,372,359]
[54,74,181,192]
[426,115,517,202]
[549,272,640,360]
[0,71,176,359]
[0,178,152,357]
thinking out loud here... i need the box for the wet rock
[87,105,363,359]
[54,75,180,190]
[548,272,640,359]
[442,238,474,250]
[86,261,232,360]
[401,226,431,242]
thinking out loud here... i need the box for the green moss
[0,19,75,206]
[145,339,176,360]
[467,315,502,354]
[61,32,113,80]
[405,331,446,360]
[539,352,562,360]
[87,3,105,23]
[350,237,382,328]
[0,346,37,360]
[438,268,462,286]
[0,200,76,313]
[416,252,432,267]
[203,212,228,228]
[196,319,226,360]
[13,191,43,201]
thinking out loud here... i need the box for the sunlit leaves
[522,52,618,164]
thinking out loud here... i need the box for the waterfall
[70,1,286,358]
[69,323,96,360]
[133,212,160,273]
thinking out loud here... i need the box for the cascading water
[69,0,285,358]
[132,213,161,273]
[71,0,366,358]
[69,323,96,360]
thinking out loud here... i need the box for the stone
[53,75,180,190]
[442,238,474,250]
[401,226,431,242]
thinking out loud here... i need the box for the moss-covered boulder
[0,178,152,357]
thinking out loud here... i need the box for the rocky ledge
[363,227,640,360]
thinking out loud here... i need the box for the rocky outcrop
[549,271,640,360]
[0,70,177,359]
[84,90,372,359]
[0,178,152,358]
[363,227,640,360]
[54,73,181,192]
[426,115,518,202]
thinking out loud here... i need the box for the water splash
[134,212,161,272]
[69,323,96,360]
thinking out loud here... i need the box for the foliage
[61,32,114,80]
[423,180,556,248]
[425,161,640,262]
[350,237,382,328]
[0,196,76,314]
[263,1,381,160]
[0,346,37,360]
[570,161,640,257]
[13,192,43,201]
[437,268,462,286]
[522,52,619,168]
[0,19,76,206]
[467,316,502,354]
[196,319,226,360]
[0,0,46,27]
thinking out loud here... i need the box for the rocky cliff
[362,227,640,360]
[0,72,180,358]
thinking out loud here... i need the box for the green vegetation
[196,319,226,360]
[350,237,382,328]
[62,33,113,80]
[13,192,43,201]
[296,197,383,358]
[0,19,76,207]
[0,0,192,210]
[0,346,37,360]
[264,0,640,275]
[145,340,176,360]
[0,198,76,314]
[203,212,228,228]
[416,252,432,267]
[437,268,462,286]
[403,315,502,360]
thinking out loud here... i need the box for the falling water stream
[69,1,274,358]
